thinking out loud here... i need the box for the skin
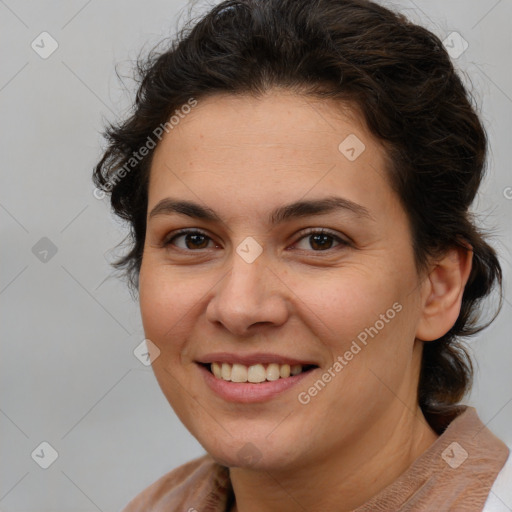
[139,89,473,512]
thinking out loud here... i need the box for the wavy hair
[93,0,502,422]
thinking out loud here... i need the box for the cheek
[139,259,230,370]
[287,263,419,392]
[138,262,193,356]
[138,264,204,418]
[288,265,403,340]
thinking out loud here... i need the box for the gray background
[1,0,511,510]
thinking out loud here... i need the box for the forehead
[147,90,396,220]
[154,90,372,154]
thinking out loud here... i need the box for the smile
[207,362,317,383]
[195,353,320,402]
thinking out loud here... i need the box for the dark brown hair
[92,0,502,422]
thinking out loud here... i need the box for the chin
[194,429,297,470]
[208,446,288,471]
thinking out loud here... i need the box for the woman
[93,0,511,510]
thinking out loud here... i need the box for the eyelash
[162,228,350,253]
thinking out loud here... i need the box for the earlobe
[415,245,473,342]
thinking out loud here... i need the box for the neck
[229,403,439,512]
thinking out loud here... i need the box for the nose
[205,247,289,337]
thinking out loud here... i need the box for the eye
[163,229,217,250]
[163,228,349,252]
[292,228,349,252]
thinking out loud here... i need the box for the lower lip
[198,364,315,403]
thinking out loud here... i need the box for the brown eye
[162,228,349,253]
[164,230,215,250]
[293,229,348,252]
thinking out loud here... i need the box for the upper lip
[196,352,319,367]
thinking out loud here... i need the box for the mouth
[195,353,320,402]
[200,362,318,383]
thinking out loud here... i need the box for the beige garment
[122,406,509,512]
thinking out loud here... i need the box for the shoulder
[482,447,512,512]
[121,453,229,512]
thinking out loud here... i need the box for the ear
[416,245,473,342]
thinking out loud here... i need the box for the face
[139,90,428,472]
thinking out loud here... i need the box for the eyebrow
[148,196,373,225]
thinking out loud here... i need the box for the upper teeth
[211,362,304,383]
